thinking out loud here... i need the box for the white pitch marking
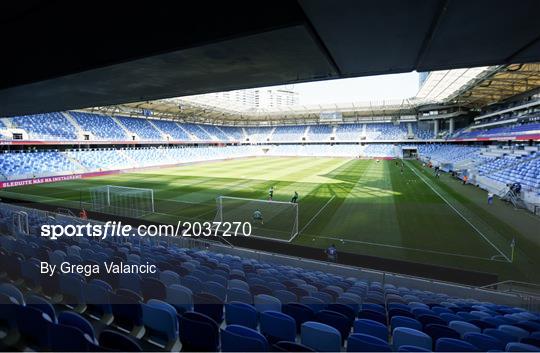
[405,161,511,262]
[315,235,508,263]
[294,195,336,240]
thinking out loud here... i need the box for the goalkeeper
[291,191,299,203]
[252,209,264,225]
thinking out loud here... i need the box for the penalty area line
[294,195,336,241]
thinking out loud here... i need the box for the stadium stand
[180,123,213,140]
[70,112,127,140]
[149,119,191,141]
[365,123,408,141]
[335,124,363,141]
[272,126,307,141]
[307,125,333,141]
[218,126,244,141]
[0,112,442,142]
[199,125,231,141]
[66,149,133,171]
[452,122,540,140]
[0,151,77,179]
[116,116,163,140]
[413,123,434,140]
[0,202,538,352]
[363,144,397,158]
[10,113,78,140]
[245,127,273,142]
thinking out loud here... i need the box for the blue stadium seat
[204,281,227,302]
[142,299,180,350]
[227,287,253,304]
[57,311,97,345]
[347,333,392,352]
[84,282,113,324]
[260,310,296,344]
[301,296,326,312]
[498,324,530,340]
[0,283,25,305]
[273,289,297,304]
[312,291,334,304]
[182,275,203,294]
[166,284,193,314]
[225,301,258,329]
[392,327,432,351]
[228,279,250,291]
[440,313,462,323]
[435,337,479,352]
[25,294,57,323]
[392,315,423,331]
[506,342,540,352]
[301,321,342,352]
[354,318,388,341]
[463,332,506,351]
[449,320,481,337]
[221,324,269,352]
[254,294,281,313]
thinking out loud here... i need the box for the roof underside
[448,63,540,108]
[1,0,540,117]
[114,98,420,125]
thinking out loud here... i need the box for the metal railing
[478,280,540,311]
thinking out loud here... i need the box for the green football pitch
[2,157,540,284]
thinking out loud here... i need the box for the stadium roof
[2,0,540,117]
[447,63,540,108]
[415,66,495,102]
[117,97,420,125]
[111,65,492,123]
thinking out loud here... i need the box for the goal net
[90,185,155,218]
[215,196,298,242]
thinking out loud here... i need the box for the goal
[90,185,155,218]
[215,196,299,242]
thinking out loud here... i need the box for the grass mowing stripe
[405,160,510,262]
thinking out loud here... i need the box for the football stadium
[1,1,540,352]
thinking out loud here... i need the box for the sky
[270,71,420,106]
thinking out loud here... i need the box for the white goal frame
[215,195,299,242]
[90,185,155,218]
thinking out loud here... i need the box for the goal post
[90,185,155,218]
[215,196,298,242]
